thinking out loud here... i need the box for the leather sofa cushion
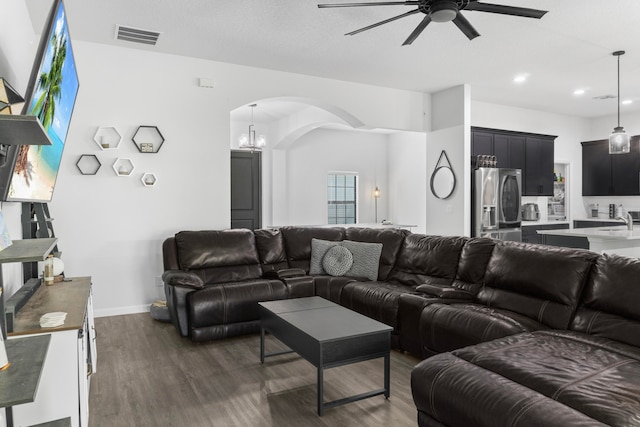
[448,331,640,426]
[175,230,260,270]
[571,254,640,347]
[479,242,597,329]
[344,227,408,280]
[281,227,345,271]
[188,279,287,328]
[254,229,288,272]
[411,339,613,427]
[313,276,356,303]
[340,281,416,328]
[452,237,496,294]
[387,234,467,286]
[420,302,547,353]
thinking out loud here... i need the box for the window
[327,173,357,224]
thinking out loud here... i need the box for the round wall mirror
[430,165,456,199]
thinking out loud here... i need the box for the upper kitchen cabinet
[582,136,640,196]
[524,136,555,196]
[471,127,555,196]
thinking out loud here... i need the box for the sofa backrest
[280,227,345,271]
[344,227,409,280]
[386,234,468,287]
[452,237,497,294]
[570,254,640,347]
[172,230,262,285]
[478,242,597,329]
[253,229,289,273]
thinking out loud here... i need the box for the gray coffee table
[259,296,392,416]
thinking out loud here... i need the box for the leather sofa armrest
[263,268,307,280]
[416,283,475,300]
[162,270,204,289]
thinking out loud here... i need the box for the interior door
[230,150,262,230]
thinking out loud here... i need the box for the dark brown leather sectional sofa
[162,226,640,426]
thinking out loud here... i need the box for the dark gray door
[231,150,261,230]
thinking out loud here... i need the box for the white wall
[283,128,388,226]
[0,2,428,316]
[426,85,470,236]
[387,132,427,234]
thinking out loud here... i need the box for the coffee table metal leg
[384,352,390,398]
[260,326,265,364]
[318,366,324,416]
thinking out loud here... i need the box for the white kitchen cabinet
[8,277,95,427]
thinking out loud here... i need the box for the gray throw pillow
[342,240,383,281]
[309,238,340,274]
[322,246,354,276]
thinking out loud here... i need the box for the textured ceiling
[33,0,640,120]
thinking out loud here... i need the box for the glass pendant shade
[609,51,629,154]
[609,126,630,154]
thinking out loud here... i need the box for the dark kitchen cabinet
[522,223,570,244]
[582,137,640,196]
[471,127,555,196]
[524,137,554,196]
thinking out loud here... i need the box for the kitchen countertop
[537,225,640,240]
[521,219,570,226]
[573,217,625,222]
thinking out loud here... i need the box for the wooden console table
[8,277,95,427]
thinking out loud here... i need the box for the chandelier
[239,104,266,151]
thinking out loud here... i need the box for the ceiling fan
[317,0,548,45]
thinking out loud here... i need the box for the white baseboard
[94,304,149,318]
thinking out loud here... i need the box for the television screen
[4,0,79,202]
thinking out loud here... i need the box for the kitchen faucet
[616,212,634,231]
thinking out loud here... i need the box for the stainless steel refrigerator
[473,168,522,241]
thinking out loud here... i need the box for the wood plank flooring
[89,313,421,427]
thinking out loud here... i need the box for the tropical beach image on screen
[8,1,78,202]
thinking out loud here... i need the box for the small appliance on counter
[522,203,539,221]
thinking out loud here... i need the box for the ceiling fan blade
[318,1,419,8]
[402,15,432,46]
[465,2,547,19]
[346,9,421,36]
[453,12,480,40]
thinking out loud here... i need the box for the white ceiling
[36,0,640,120]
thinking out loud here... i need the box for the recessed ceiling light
[622,99,633,105]
[573,89,586,96]
[513,74,529,84]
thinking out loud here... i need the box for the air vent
[116,25,160,46]
[593,94,617,100]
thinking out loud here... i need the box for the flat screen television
[0,0,79,203]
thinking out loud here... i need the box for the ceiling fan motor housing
[430,0,461,22]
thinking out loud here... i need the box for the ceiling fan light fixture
[430,1,458,22]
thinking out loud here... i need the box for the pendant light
[239,104,266,151]
[609,50,630,154]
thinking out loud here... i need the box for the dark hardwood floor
[89,313,421,426]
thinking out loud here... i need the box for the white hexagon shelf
[94,126,122,150]
[141,173,157,187]
[112,158,135,176]
[76,154,101,175]
[132,125,165,153]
